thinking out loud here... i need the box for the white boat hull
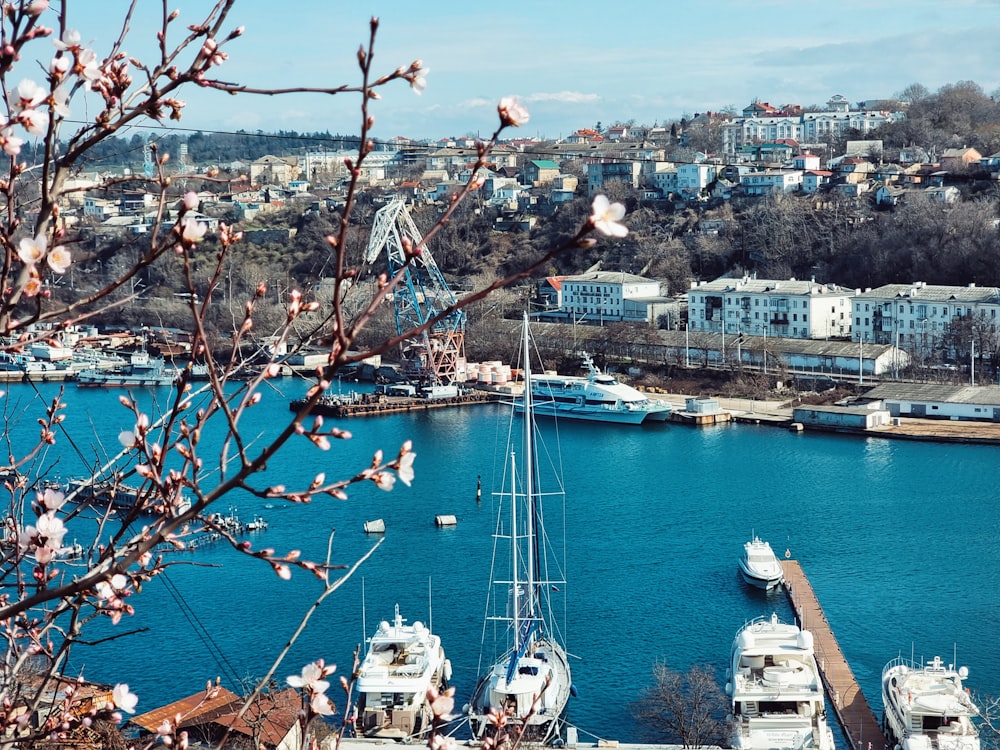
[727,614,835,750]
[355,606,449,740]
[470,635,571,745]
[739,537,784,590]
[881,656,981,750]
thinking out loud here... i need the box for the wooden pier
[781,560,888,750]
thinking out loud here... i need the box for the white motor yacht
[726,613,835,750]
[520,352,672,425]
[882,655,980,750]
[355,604,451,740]
[739,536,784,590]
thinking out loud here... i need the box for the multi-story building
[587,161,642,196]
[739,170,803,195]
[556,271,668,324]
[677,162,717,196]
[851,282,1000,356]
[721,95,904,155]
[687,276,855,339]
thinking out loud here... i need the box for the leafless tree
[631,662,730,748]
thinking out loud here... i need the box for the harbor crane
[364,199,466,384]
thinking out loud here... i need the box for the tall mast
[522,312,536,621]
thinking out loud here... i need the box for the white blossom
[589,194,628,238]
[112,684,138,714]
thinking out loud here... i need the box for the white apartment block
[688,276,855,339]
[740,170,804,195]
[851,282,1000,354]
[721,95,904,154]
[560,271,664,324]
[677,163,717,196]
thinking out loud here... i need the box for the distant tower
[178,143,189,173]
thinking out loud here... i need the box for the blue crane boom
[364,199,466,384]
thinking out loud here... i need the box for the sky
[61,0,1000,143]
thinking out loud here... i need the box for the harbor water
[4,381,999,743]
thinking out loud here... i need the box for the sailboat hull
[470,635,571,745]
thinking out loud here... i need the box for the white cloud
[524,91,600,105]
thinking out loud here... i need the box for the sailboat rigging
[468,313,573,745]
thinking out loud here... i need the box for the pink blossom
[53,29,82,53]
[23,275,42,297]
[409,67,429,95]
[35,512,67,548]
[589,194,628,238]
[310,692,335,716]
[397,450,415,487]
[0,127,24,157]
[50,56,70,78]
[180,218,207,243]
[497,96,529,127]
[182,191,198,211]
[27,1,49,15]
[112,684,138,714]
[75,48,102,84]
[38,488,66,512]
[50,85,71,119]
[17,236,45,265]
[118,429,137,448]
[12,79,46,112]
[47,245,71,274]
[373,472,396,491]
[17,107,49,136]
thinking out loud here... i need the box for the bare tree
[631,662,730,748]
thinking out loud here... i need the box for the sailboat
[468,313,573,745]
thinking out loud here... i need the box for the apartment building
[688,276,855,339]
[851,282,1000,355]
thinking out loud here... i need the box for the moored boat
[519,351,671,425]
[739,536,784,590]
[355,604,451,740]
[882,655,980,750]
[76,351,177,387]
[468,313,573,745]
[726,613,834,750]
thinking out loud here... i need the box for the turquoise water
[4,382,999,743]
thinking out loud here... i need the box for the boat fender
[570,684,578,697]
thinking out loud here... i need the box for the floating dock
[290,390,503,418]
[781,560,888,750]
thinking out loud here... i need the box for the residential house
[83,196,120,221]
[802,170,833,193]
[523,159,560,185]
[739,169,803,195]
[249,154,300,187]
[645,163,679,195]
[925,185,961,203]
[792,153,822,170]
[940,147,982,171]
[587,160,642,196]
[875,184,906,206]
[676,162,717,197]
[688,275,856,339]
[722,95,903,154]
[978,151,1000,174]
[850,282,1000,359]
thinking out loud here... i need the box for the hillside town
[15,89,1000,389]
